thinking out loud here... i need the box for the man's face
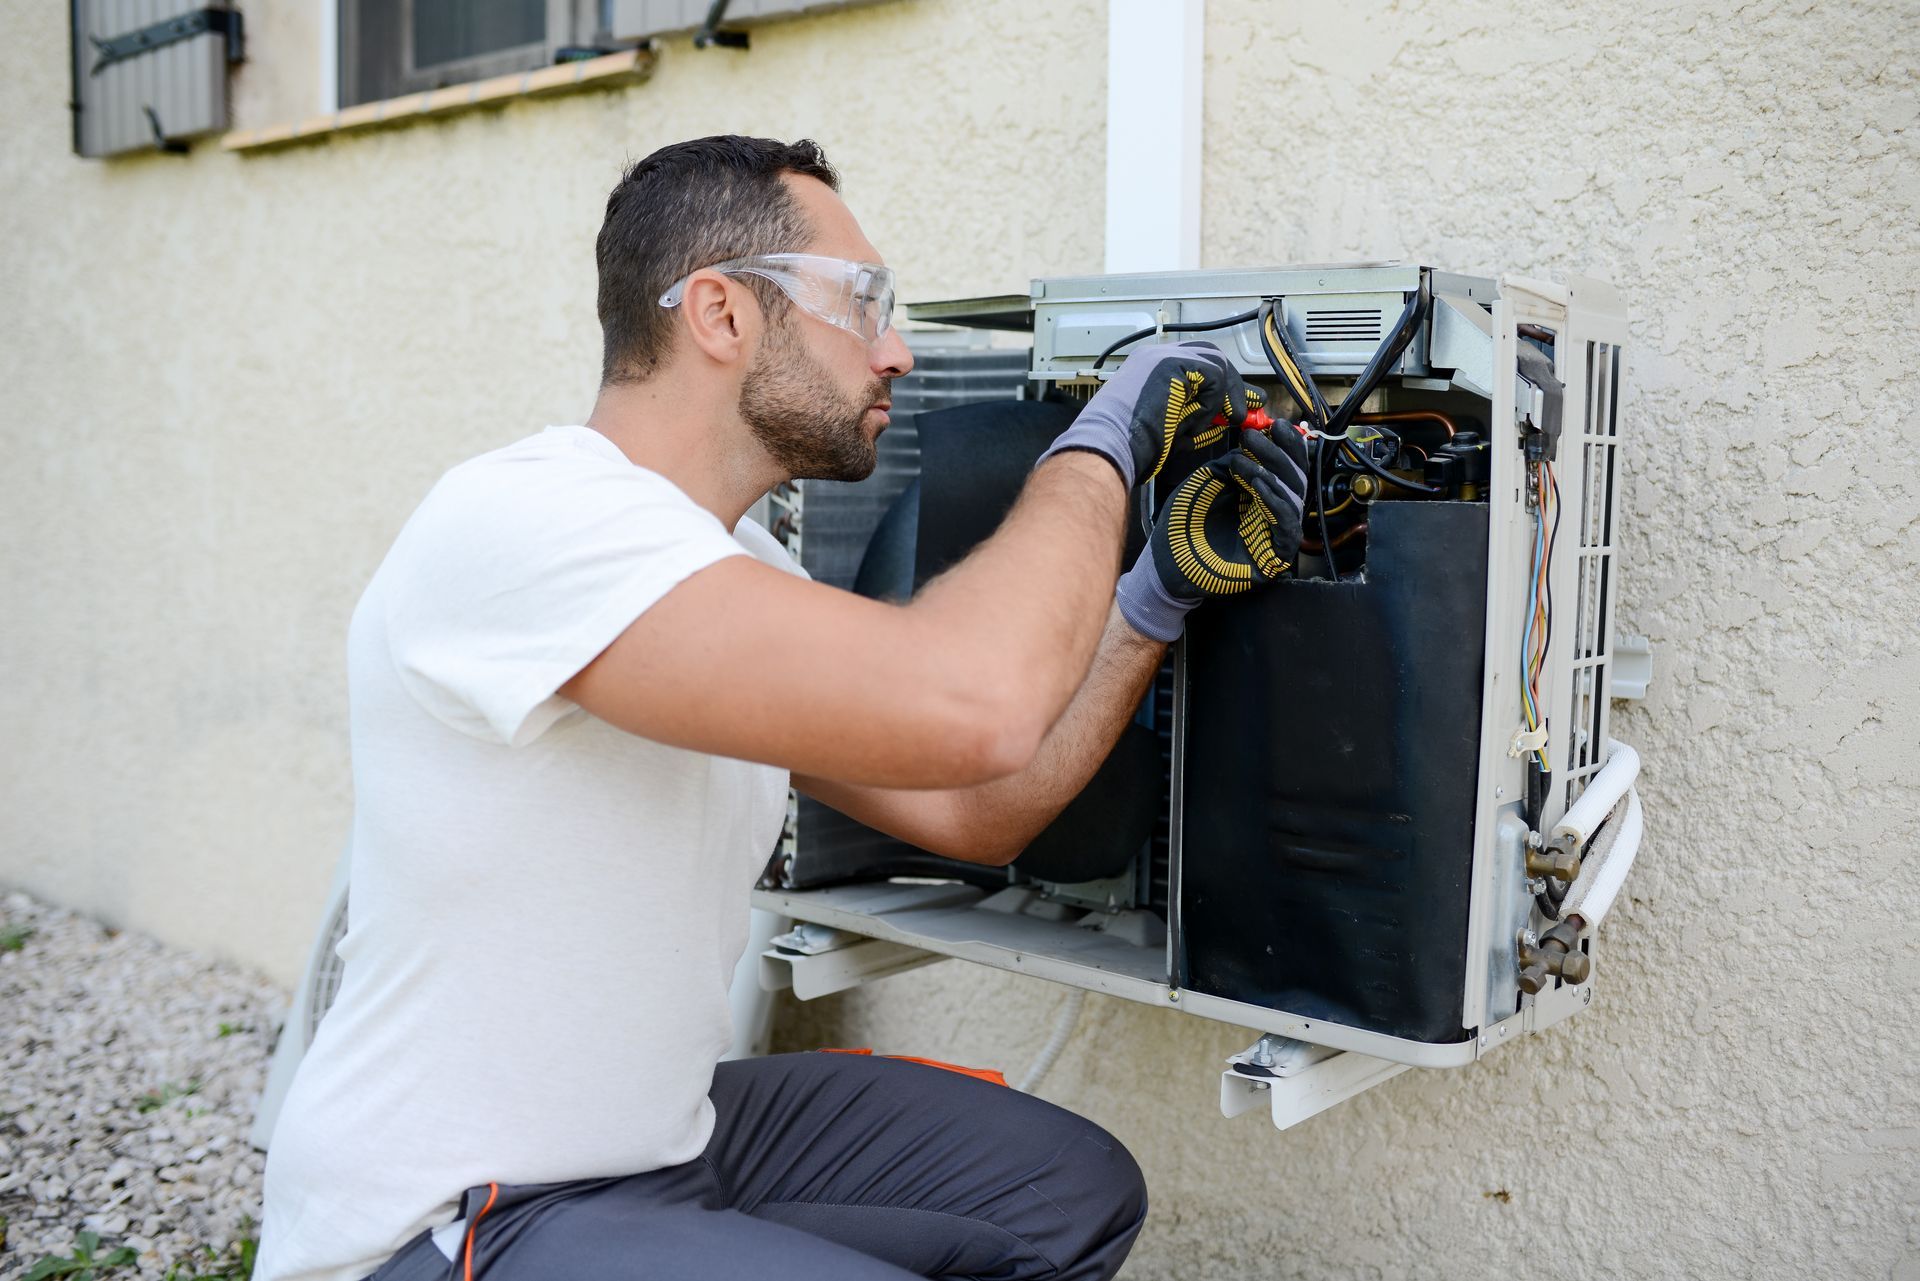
[739,175,913,483]
[740,306,889,482]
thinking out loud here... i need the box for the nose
[871,326,913,380]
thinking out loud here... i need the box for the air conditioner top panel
[1028,262,1497,305]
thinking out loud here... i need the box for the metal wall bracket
[1220,1035,1411,1130]
[758,923,944,1000]
[1611,634,1653,700]
[90,7,243,77]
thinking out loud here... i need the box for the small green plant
[0,923,33,952]
[134,1078,203,1114]
[24,1229,138,1280]
[214,1021,250,1038]
[163,1224,258,1281]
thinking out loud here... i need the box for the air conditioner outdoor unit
[256,274,1647,1146]
[753,264,1646,1128]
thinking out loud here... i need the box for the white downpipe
[319,2,340,114]
[1104,0,1205,274]
[1552,739,1641,850]
[1564,786,1643,930]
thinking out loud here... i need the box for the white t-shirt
[256,425,803,1281]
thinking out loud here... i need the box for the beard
[740,317,889,483]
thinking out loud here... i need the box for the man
[256,135,1306,1281]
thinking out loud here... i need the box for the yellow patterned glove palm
[1115,428,1308,642]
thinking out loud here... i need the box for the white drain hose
[1017,989,1087,1093]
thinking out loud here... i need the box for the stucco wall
[4,0,1916,1277]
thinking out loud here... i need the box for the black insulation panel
[1177,500,1490,1044]
[785,398,1155,891]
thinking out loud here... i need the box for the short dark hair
[595,135,840,385]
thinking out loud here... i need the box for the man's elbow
[934,687,1047,787]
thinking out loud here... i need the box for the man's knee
[1083,1122,1149,1239]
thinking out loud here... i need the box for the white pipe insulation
[1562,785,1644,931]
[1552,739,1641,851]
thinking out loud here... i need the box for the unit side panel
[1177,501,1491,1044]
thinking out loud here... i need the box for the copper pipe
[1300,522,1368,554]
[1352,410,1458,439]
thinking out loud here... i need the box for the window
[339,0,612,108]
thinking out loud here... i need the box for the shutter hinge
[694,0,751,49]
[90,6,244,78]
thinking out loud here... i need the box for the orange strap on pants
[818,1047,1008,1088]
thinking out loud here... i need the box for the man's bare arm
[794,604,1167,865]
[560,451,1127,789]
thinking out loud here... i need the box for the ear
[678,272,757,368]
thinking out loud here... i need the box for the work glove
[1115,426,1309,642]
[1037,341,1260,488]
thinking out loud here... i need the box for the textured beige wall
[1,0,1104,984]
[5,0,1917,1277]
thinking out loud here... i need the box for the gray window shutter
[607,0,899,42]
[70,1,240,158]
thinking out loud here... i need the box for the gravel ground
[0,890,285,1280]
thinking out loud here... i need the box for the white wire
[1016,989,1087,1094]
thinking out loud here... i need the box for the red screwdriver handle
[1210,405,1277,432]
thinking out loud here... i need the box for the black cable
[1326,286,1431,437]
[1314,436,1338,583]
[1091,307,1262,371]
[1337,437,1444,494]
[1256,301,1330,428]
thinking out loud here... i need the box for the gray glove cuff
[1116,553,1194,643]
[1037,428,1132,489]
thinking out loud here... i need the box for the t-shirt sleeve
[382,454,748,747]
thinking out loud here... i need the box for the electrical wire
[1325,287,1430,437]
[1091,307,1263,371]
[1519,460,1560,773]
[1339,436,1443,495]
[1353,410,1459,440]
[1314,435,1338,582]
[1258,302,1330,428]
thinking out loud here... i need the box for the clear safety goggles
[659,252,897,345]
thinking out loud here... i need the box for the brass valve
[1516,921,1591,994]
[1350,474,1382,503]
[1525,846,1581,883]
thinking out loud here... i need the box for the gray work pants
[368,1051,1147,1280]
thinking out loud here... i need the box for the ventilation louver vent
[1305,309,1386,342]
[1563,341,1623,807]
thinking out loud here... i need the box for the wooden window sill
[221,47,657,154]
